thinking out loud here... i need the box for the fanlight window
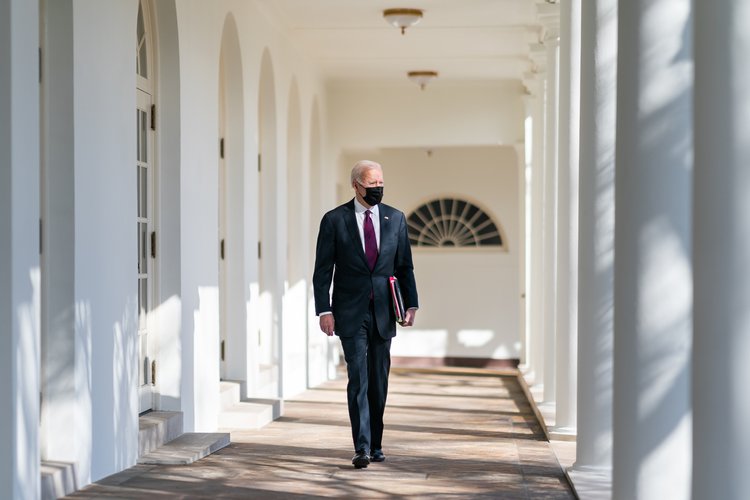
[407,198,503,247]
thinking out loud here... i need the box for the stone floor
[66,368,575,499]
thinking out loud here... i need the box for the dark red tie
[364,210,378,271]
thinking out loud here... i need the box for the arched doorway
[218,14,246,384]
[136,0,157,413]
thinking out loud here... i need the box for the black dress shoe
[370,449,385,462]
[352,450,370,468]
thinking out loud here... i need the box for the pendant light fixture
[407,71,438,90]
[383,8,423,35]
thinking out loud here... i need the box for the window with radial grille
[407,198,503,247]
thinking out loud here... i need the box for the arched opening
[257,49,280,397]
[149,0,181,415]
[136,0,157,414]
[218,14,246,384]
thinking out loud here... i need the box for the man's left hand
[402,308,417,327]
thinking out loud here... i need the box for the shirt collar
[354,197,378,215]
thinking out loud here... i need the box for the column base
[517,363,532,378]
[566,465,612,500]
[548,425,577,441]
[536,401,557,432]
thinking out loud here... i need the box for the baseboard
[391,356,520,369]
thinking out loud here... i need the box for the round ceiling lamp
[383,8,423,35]
[407,71,438,90]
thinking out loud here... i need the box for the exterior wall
[283,80,309,397]
[40,0,88,487]
[307,101,336,386]
[72,0,139,481]
[32,0,332,487]
[0,0,41,498]
[341,146,521,362]
[174,0,224,433]
[162,0,331,424]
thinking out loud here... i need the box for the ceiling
[261,0,546,85]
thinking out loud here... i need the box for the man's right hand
[319,314,335,336]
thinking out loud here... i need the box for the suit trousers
[339,301,392,453]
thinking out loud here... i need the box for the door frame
[136,0,158,413]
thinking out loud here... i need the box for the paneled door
[137,88,154,412]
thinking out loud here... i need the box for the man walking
[313,160,419,469]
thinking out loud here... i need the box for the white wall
[174,1,224,431]
[72,0,140,481]
[172,0,331,410]
[0,1,41,498]
[307,99,341,383]
[29,0,334,489]
[328,80,525,149]
[283,79,310,397]
[227,0,331,397]
[40,0,86,484]
[341,146,521,362]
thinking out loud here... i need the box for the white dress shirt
[353,197,380,252]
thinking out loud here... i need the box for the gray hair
[350,160,382,185]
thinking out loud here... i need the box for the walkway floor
[67,368,575,499]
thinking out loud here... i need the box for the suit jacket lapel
[344,200,369,268]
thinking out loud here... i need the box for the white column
[0,0,41,498]
[525,68,547,385]
[516,138,527,363]
[574,0,616,473]
[520,71,538,374]
[693,2,750,498]
[553,0,580,434]
[612,1,693,499]
[541,28,560,404]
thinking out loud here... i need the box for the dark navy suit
[313,199,418,453]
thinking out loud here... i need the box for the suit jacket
[313,199,418,339]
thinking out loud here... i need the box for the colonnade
[3,0,750,498]
[524,0,750,498]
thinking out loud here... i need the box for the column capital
[536,2,560,43]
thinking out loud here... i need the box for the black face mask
[360,185,384,206]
